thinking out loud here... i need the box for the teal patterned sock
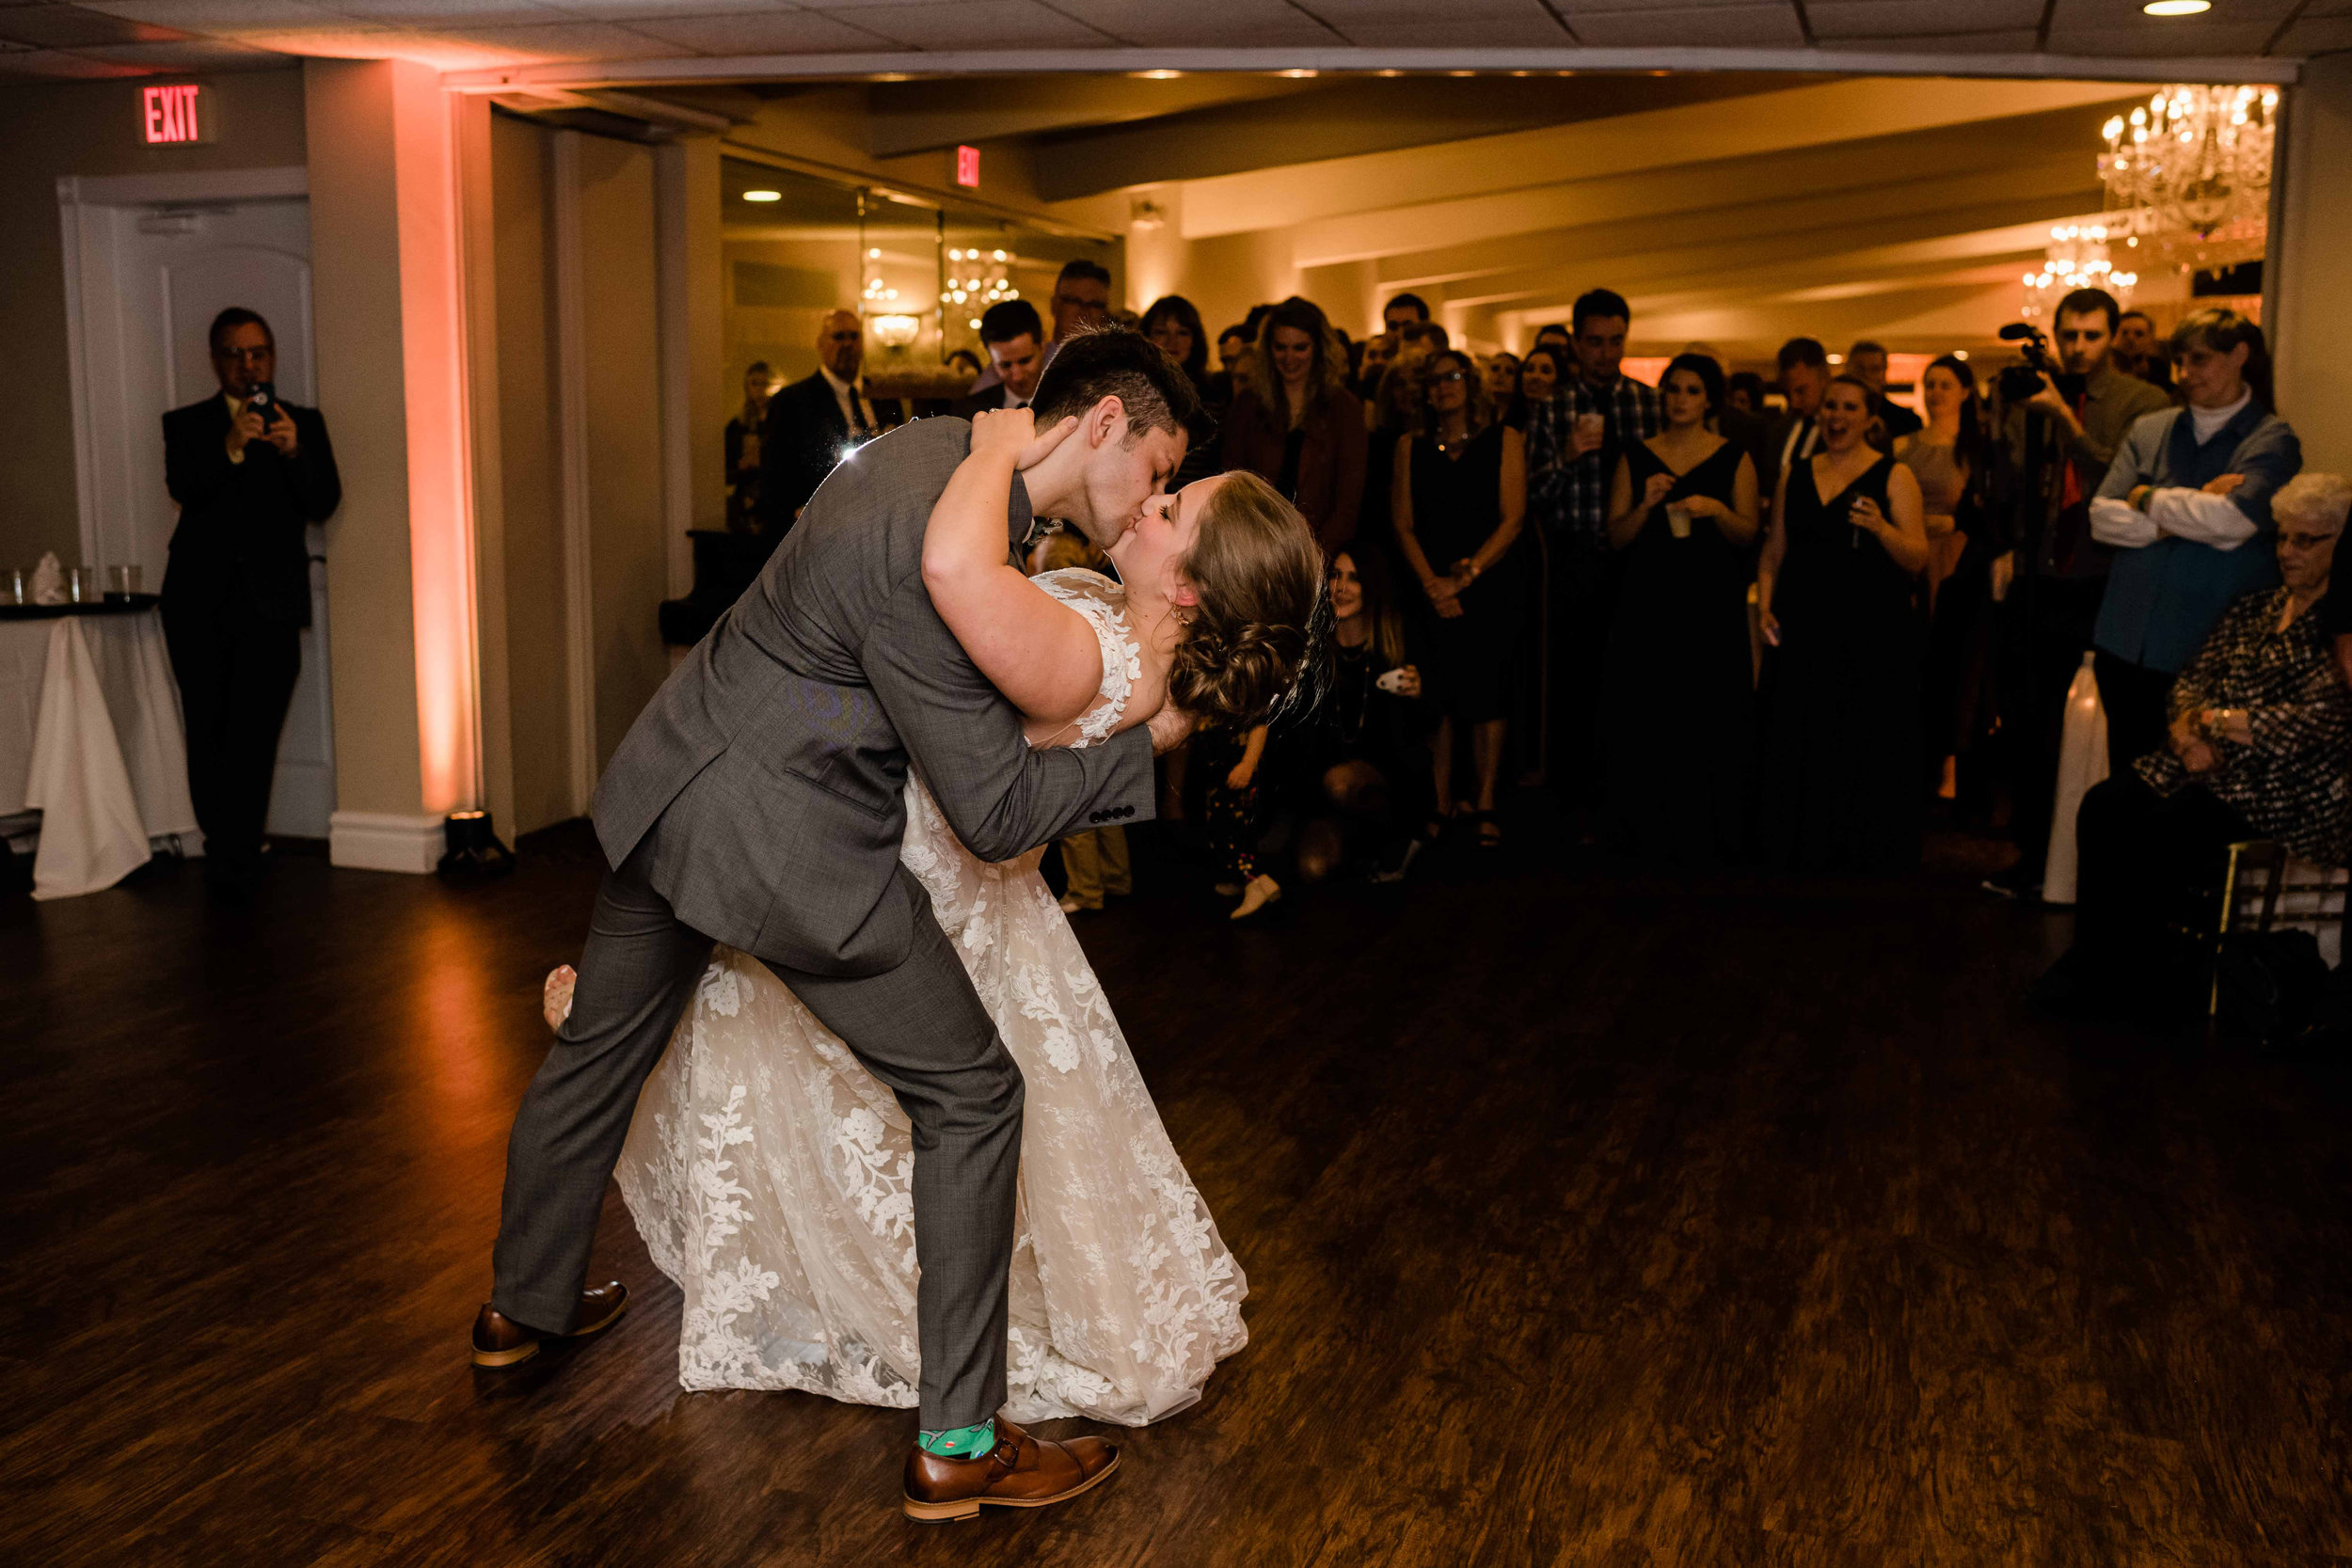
[916,1419,996,1459]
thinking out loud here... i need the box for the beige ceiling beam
[862,75,1310,158]
[1435,197,2100,315]
[1411,169,2096,313]
[439,47,2297,98]
[1175,77,2139,241]
[1477,221,2076,341]
[1322,102,2125,275]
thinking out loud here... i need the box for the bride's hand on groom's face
[971,407,1081,470]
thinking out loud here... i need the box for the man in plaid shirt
[1525,289,1661,804]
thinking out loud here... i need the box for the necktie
[848,384,870,436]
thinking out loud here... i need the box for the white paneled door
[60,173,335,842]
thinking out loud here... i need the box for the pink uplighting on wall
[394,71,481,816]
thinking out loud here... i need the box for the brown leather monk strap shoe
[469,1282,629,1368]
[901,1418,1120,1523]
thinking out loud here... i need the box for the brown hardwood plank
[4,824,2350,1565]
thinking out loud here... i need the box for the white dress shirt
[818,364,872,437]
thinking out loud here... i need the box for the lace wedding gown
[614,568,1248,1426]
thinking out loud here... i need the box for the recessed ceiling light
[742,189,780,202]
[2142,0,2210,13]
[1276,68,1317,78]
[1134,69,1182,79]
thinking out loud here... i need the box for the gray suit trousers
[490,828,1025,1430]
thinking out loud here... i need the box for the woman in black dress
[1292,546,1433,882]
[1599,353,1760,867]
[1756,373,1931,872]
[1392,349,1528,847]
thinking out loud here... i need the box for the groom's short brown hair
[1030,323,1206,447]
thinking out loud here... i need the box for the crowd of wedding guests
[736,269,2352,987]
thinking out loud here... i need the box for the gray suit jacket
[593,416,1155,977]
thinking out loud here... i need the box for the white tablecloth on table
[2040,655,2109,908]
[0,610,198,899]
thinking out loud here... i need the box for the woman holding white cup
[1597,353,1761,866]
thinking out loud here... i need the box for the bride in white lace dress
[598,411,1323,1427]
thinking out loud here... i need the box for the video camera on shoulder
[1995,324,2083,405]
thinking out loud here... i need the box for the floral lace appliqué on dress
[615,567,1247,1425]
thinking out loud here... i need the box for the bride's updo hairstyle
[1168,469,1329,732]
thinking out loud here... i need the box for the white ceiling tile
[1820,26,2043,50]
[1305,0,1553,17]
[2272,16,2352,53]
[0,43,153,73]
[820,1,1118,48]
[323,0,570,22]
[2043,21,2283,55]
[1566,3,1804,46]
[1050,0,1341,46]
[1336,15,1575,43]
[544,0,800,10]
[228,23,409,53]
[82,0,343,24]
[70,36,289,63]
[1808,0,2042,38]
[431,17,698,55]
[1549,0,1786,10]
[618,8,890,49]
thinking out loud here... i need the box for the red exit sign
[955,144,980,188]
[140,84,211,145]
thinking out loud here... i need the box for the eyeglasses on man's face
[214,345,272,364]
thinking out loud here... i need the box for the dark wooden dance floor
[7,816,2352,1566]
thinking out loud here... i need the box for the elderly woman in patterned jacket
[2038,471,2352,1019]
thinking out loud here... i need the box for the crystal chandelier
[2021,223,2138,320]
[2098,84,2278,275]
[942,245,1019,333]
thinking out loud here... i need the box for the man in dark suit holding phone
[161,307,342,897]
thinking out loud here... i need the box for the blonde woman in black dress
[1756,374,1931,872]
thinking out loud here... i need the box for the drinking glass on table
[4,568,24,606]
[106,564,141,601]
[69,565,98,604]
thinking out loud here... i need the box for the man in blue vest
[2088,307,2302,774]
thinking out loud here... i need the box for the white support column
[550,130,597,821]
[453,90,515,843]
[307,57,483,871]
[655,135,725,603]
[2271,55,2352,473]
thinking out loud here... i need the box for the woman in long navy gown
[1756,374,1932,872]
[1599,353,1760,867]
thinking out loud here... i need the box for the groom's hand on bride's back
[1147,705,1198,756]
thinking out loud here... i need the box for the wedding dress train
[613,569,1248,1425]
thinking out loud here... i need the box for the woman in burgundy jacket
[1221,295,1367,556]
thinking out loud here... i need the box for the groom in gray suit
[475,329,1203,1519]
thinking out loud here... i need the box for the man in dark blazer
[161,307,341,897]
[1759,336,1832,509]
[950,299,1046,419]
[478,328,1200,1519]
[1848,339,1925,443]
[757,309,873,534]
